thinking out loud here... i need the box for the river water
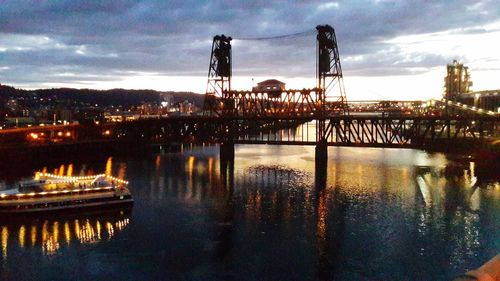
[0,145,498,281]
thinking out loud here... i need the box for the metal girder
[221,88,324,117]
[322,117,493,146]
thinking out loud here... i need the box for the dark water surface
[0,145,498,281]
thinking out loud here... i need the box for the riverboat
[0,173,133,214]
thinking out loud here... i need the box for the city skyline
[1,1,500,101]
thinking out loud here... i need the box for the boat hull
[0,196,133,215]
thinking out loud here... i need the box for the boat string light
[2,185,118,199]
[39,173,129,185]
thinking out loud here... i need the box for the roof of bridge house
[257,79,285,86]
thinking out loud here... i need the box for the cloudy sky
[1,0,499,100]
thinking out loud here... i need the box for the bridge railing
[434,98,498,117]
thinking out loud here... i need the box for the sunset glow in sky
[1,1,499,100]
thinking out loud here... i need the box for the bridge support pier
[220,142,235,189]
[220,142,234,162]
[315,141,328,189]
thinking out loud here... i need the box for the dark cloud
[0,0,499,90]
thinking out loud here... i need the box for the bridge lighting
[103,130,111,136]
[65,132,71,137]
[57,132,63,136]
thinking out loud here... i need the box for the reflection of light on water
[106,222,114,240]
[416,207,430,256]
[116,219,130,231]
[450,211,480,266]
[53,222,59,244]
[208,157,214,184]
[187,156,195,178]
[155,155,161,170]
[42,221,48,243]
[470,185,480,211]
[415,164,484,264]
[74,220,81,240]
[31,226,36,246]
[1,226,8,259]
[416,176,432,206]
[316,190,327,242]
[41,220,59,255]
[64,222,71,245]
[186,156,196,199]
[18,225,25,248]
[255,191,262,220]
[0,215,130,259]
[96,221,102,240]
[80,219,97,244]
[43,236,60,255]
[401,167,409,180]
[243,165,310,188]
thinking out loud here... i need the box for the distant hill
[0,84,205,108]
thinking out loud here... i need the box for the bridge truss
[0,116,498,152]
[230,116,498,148]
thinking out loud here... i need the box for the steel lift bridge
[202,25,349,168]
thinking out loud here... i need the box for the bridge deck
[0,114,498,150]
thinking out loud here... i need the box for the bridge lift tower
[316,25,349,115]
[203,35,232,116]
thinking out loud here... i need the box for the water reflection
[0,210,131,260]
[0,145,498,280]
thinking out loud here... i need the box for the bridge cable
[232,29,315,41]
